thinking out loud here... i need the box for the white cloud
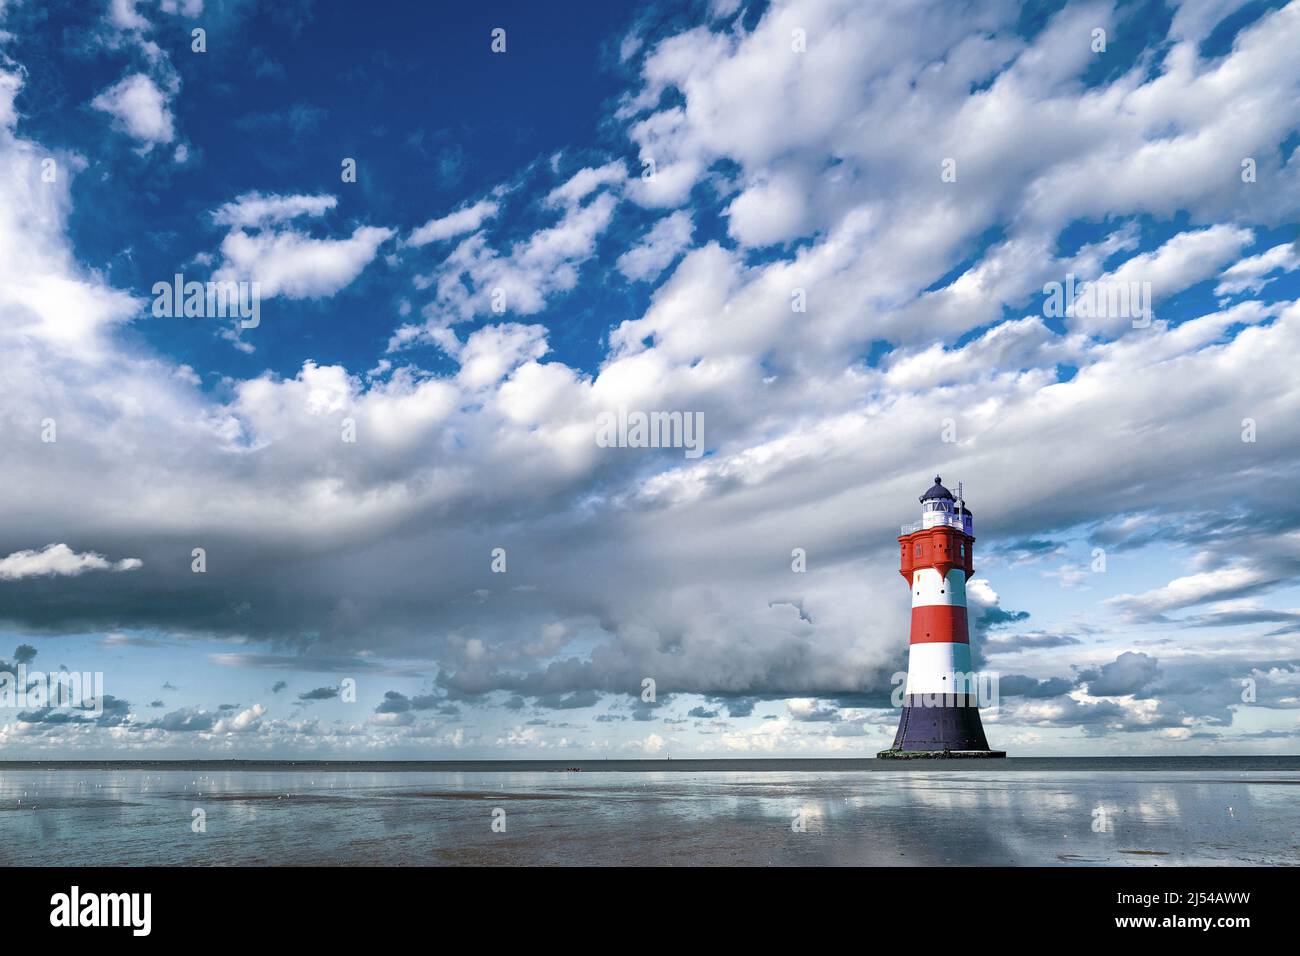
[394,190,618,348]
[456,323,550,390]
[108,0,151,31]
[725,170,815,247]
[406,199,499,247]
[158,0,204,16]
[1070,225,1255,336]
[1216,242,1300,296]
[211,192,337,229]
[205,192,391,303]
[1108,564,1276,618]
[637,732,666,754]
[214,704,266,734]
[616,210,694,282]
[0,67,19,128]
[545,161,626,207]
[0,544,142,580]
[213,225,394,299]
[91,73,175,148]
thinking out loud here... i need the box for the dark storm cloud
[146,708,214,732]
[1231,729,1300,740]
[534,690,600,710]
[17,694,131,727]
[1086,508,1300,556]
[688,695,791,718]
[792,705,842,723]
[997,674,1076,698]
[433,608,906,701]
[984,539,1066,564]
[1078,651,1160,697]
[828,689,897,710]
[1001,652,1300,736]
[375,691,410,714]
[13,644,36,664]
[297,686,339,701]
[722,698,758,718]
[630,695,674,722]
[271,681,287,693]
[99,634,175,648]
[984,632,1083,654]
[974,606,1031,630]
[212,652,426,677]
[687,706,718,718]
[1185,608,1300,628]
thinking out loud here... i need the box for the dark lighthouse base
[878,696,1005,759]
[877,749,1006,759]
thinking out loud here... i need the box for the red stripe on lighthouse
[909,605,969,644]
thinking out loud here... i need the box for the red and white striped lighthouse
[879,476,1005,758]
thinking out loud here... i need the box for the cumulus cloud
[1079,651,1161,698]
[108,0,151,32]
[212,224,394,299]
[616,210,694,281]
[392,184,620,349]
[214,703,265,733]
[203,190,394,303]
[0,544,142,581]
[91,73,175,147]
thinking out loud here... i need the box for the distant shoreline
[0,756,1297,772]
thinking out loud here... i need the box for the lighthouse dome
[919,476,954,503]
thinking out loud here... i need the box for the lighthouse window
[960,543,966,557]
[915,544,921,557]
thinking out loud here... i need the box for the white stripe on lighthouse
[911,568,966,607]
[904,641,974,695]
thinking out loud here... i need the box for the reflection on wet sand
[1,767,1296,866]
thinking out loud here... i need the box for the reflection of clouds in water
[882,773,1283,865]
[1134,787,1182,824]
[732,772,1277,865]
[0,769,1293,865]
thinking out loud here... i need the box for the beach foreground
[2,758,1297,866]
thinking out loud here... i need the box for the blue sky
[1,0,1299,757]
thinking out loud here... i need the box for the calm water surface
[2,760,1297,866]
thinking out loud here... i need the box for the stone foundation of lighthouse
[879,476,1005,759]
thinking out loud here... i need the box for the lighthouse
[878,476,1005,758]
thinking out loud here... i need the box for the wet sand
[1,759,1297,866]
